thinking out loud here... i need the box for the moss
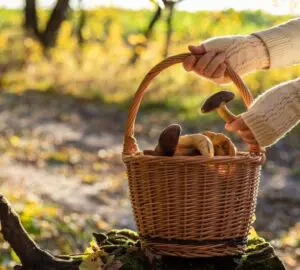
[107,229,139,241]
[90,229,285,270]
[118,252,149,270]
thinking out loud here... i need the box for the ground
[0,90,299,269]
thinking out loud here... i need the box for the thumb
[188,44,206,55]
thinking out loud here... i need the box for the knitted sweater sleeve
[253,18,300,68]
[241,78,300,147]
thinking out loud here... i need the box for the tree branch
[0,194,81,270]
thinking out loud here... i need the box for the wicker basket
[122,53,265,258]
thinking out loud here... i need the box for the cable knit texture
[239,18,300,147]
[202,35,270,83]
[253,18,300,68]
[242,78,300,147]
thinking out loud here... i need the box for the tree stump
[0,194,286,270]
[88,229,286,270]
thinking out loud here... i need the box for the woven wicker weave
[122,53,265,258]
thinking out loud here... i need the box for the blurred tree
[24,0,70,49]
[164,0,177,58]
[76,0,86,46]
[99,17,113,43]
[129,0,184,64]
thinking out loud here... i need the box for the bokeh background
[0,0,299,269]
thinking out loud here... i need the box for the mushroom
[175,134,214,157]
[201,90,236,123]
[202,131,237,156]
[201,92,265,154]
[144,124,182,156]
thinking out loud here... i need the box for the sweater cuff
[252,28,291,68]
[241,111,279,147]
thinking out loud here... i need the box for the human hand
[225,116,258,146]
[183,35,269,84]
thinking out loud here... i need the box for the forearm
[253,18,300,68]
[242,78,300,147]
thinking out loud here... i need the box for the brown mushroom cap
[157,124,182,156]
[201,90,235,113]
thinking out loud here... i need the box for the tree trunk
[23,0,70,49]
[163,2,175,58]
[40,0,70,49]
[76,0,86,46]
[94,229,286,270]
[24,0,39,38]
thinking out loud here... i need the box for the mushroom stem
[216,106,265,155]
[216,104,237,123]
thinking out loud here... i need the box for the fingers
[225,117,249,132]
[213,63,227,79]
[184,44,227,80]
[183,55,197,71]
[193,51,217,76]
[188,44,206,54]
[204,52,226,77]
[225,117,258,145]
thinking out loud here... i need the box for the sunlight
[0,0,300,14]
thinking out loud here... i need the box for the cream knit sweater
[240,18,300,147]
[196,18,300,147]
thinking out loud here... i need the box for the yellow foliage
[135,45,145,55]
[0,8,298,116]
[128,34,147,45]
[9,135,21,147]
[248,226,259,240]
[280,223,300,247]
[22,202,58,219]
[0,33,8,48]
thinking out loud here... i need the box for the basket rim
[123,151,264,164]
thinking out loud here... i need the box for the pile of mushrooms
[143,90,239,157]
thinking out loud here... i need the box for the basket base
[142,238,246,258]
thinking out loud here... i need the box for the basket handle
[123,53,260,155]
